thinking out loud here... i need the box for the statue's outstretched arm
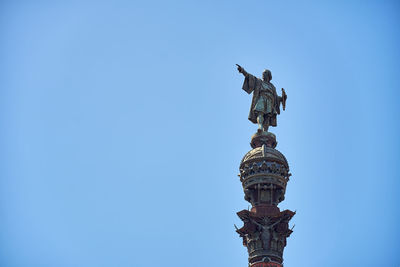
[236,64,249,77]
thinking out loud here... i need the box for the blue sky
[1,1,399,267]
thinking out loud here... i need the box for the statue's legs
[257,113,264,131]
[262,114,270,132]
[263,117,269,132]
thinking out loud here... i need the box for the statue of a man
[237,65,287,132]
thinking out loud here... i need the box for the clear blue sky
[1,1,399,267]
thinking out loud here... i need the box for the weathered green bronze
[236,64,287,133]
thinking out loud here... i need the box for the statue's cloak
[242,74,280,126]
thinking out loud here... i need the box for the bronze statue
[236,64,287,132]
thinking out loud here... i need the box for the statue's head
[262,69,272,82]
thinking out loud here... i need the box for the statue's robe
[242,74,280,127]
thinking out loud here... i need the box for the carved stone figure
[253,217,283,250]
[236,65,287,132]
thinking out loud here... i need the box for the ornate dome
[239,144,291,207]
[240,144,289,169]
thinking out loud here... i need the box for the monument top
[236,64,287,134]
